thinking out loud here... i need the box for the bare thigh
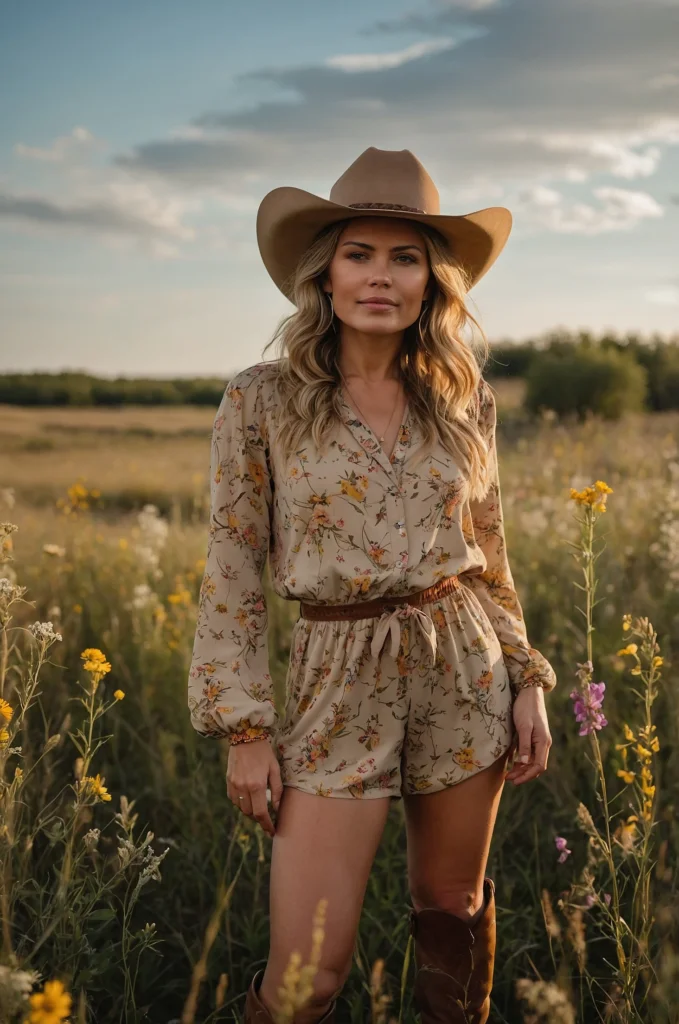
[404,750,509,919]
[260,786,391,1014]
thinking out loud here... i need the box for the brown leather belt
[298,574,462,660]
[299,574,461,621]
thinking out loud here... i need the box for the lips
[359,299,396,306]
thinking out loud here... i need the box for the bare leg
[403,751,509,920]
[259,787,392,1023]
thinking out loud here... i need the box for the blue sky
[2,0,678,378]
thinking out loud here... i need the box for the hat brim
[256,186,512,302]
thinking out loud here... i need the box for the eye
[347,252,416,263]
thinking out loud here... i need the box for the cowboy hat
[256,146,512,303]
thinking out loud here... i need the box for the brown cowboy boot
[244,967,338,1023]
[409,877,496,1024]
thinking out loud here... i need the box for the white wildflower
[28,621,63,644]
[0,577,26,602]
[0,964,41,1016]
[126,582,157,611]
[83,828,101,852]
[43,543,66,558]
[132,505,168,580]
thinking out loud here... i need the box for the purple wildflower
[569,681,608,736]
[604,893,611,906]
[555,836,572,863]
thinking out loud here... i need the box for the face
[322,217,431,336]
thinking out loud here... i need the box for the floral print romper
[187,359,557,800]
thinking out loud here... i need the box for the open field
[1,385,678,1023]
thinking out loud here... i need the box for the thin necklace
[337,366,403,445]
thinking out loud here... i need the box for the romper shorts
[273,578,515,800]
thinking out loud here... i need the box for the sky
[1,0,678,379]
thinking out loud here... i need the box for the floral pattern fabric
[187,359,557,795]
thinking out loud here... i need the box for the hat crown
[328,146,441,216]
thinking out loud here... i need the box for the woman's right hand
[225,737,284,838]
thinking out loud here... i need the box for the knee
[410,880,484,921]
[261,964,347,1019]
[308,965,349,1006]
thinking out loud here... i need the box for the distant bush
[1,331,678,414]
[524,344,648,420]
[0,372,226,407]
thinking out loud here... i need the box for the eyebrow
[340,240,424,254]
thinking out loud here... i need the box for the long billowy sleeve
[188,374,278,744]
[462,381,557,694]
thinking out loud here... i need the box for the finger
[516,724,533,765]
[269,761,284,812]
[250,784,276,837]
[505,760,533,781]
[512,739,550,785]
[226,781,253,816]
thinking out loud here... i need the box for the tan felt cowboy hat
[256,146,513,303]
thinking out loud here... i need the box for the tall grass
[0,401,677,1022]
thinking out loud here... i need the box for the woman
[188,147,557,1024]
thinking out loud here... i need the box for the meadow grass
[0,389,678,1023]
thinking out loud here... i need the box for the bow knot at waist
[370,603,438,661]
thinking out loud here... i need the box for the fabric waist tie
[298,574,462,662]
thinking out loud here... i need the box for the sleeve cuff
[502,643,558,694]
[227,725,276,746]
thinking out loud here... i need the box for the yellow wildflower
[652,656,664,668]
[26,978,72,1022]
[80,648,112,675]
[623,723,635,741]
[80,773,112,802]
[617,769,636,785]
[0,698,12,723]
[635,743,652,762]
[616,644,638,656]
[113,689,125,701]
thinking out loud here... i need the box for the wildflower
[80,648,111,675]
[83,828,101,852]
[113,689,125,701]
[42,543,66,557]
[25,978,72,1022]
[617,769,636,785]
[569,681,608,736]
[555,836,572,863]
[28,621,63,645]
[623,723,635,741]
[569,480,613,513]
[515,979,576,1024]
[0,698,12,724]
[616,643,638,656]
[79,773,112,802]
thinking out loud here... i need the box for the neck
[336,327,404,382]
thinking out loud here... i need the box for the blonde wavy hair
[261,216,495,501]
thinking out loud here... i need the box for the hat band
[348,201,425,214]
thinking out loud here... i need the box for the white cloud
[514,184,663,234]
[14,127,104,164]
[645,285,679,306]
[326,38,457,72]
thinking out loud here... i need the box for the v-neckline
[338,388,411,477]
